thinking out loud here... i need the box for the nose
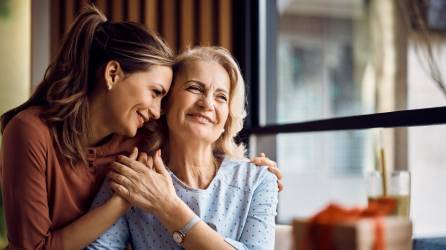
[199,93,215,111]
[148,100,161,120]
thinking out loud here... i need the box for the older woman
[88,47,279,250]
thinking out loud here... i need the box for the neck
[168,135,218,189]
[87,94,112,146]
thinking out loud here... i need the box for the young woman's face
[106,65,173,137]
[166,61,230,144]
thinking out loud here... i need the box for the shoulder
[1,107,51,173]
[219,157,278,192]
[4,106,49,134]
[3,106,51,148]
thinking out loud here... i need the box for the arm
[107,152,278,250]
[107,150,235,249]
[60,196,129,250]
[62,149,138,250]
[86,180,130,250]
[1,118,129,250]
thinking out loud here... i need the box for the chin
[187,130,214,142]
[129,128,138,137]
[122,125,138,138]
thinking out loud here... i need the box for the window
[273,0,372,124]
[256,129,374,222]
[234,0,446,237]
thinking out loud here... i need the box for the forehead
[177,61,230,90]
[130,65,173,88]
[144,65,173,83]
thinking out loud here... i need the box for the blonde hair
[144,46,247,159]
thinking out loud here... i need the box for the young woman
[0,6,281,250]
[88,47,279,250]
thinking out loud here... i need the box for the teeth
[137,112,147,122]
[136,112,145,127]
[191,114,213,123]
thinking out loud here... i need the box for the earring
[108,74,116,90]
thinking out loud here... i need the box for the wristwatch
[173,215,201,245]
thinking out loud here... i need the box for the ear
[104,60,123,90]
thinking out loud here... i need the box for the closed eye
[187,85,202,93]
[151,88,163,98]
[217,95,228,102]
[154,89,162,96]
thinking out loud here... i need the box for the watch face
[173,231,184,244]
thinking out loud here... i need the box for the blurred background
[1,0,446,247]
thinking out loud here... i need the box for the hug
[1,5,282,250]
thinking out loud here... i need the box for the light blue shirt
[87,157,278,250]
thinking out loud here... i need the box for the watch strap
[179,215,201,236]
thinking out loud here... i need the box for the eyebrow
[186,80,229,94]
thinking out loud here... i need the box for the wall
[0,0,31,245]
[0,0,31,118]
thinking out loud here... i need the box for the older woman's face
[166,61,230,143]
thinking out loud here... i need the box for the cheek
[106,94,126,116]
[107,93,139,125]
[134,89,150,105]
[166,111,175,128]
[217,106,230,127]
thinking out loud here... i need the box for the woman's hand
[107,148,179,216]
[109,147,140,210]
[250,153,284,192]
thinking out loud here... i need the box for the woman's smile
[186,113,215,125]
[136,111,148,128]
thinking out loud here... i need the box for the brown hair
[144,47,247,161]
[1,5,174,166]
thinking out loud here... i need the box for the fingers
[109,161,141,181]
[108,170,132,187]
[146,156,154,169]
[251,156,277,169]
[129,147,138,160]
[267,165,283,180]
[277,180,284,192]
[250,152,266,162]
[138,152,148,164]
[152,149,169,176]
[109,180,132,202]
[249,154,283,190]
[137,152,155,169]
[117,155,146,173]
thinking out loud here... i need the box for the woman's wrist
[107,194,131,214]
[153,195,182,218]
[154,196,195,233]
